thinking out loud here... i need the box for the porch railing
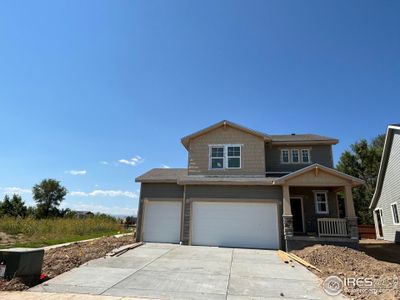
[317,218,348,237]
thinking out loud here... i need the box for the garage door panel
[143,201,181,243]
[192,202,279,249]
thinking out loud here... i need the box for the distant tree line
[0,178,118,221]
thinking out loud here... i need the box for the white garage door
[143,201,181,243]
[192,202,279,249]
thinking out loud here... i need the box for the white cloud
[118,155,144,166]
[100,161,109,165]
[62,201,137,216]
[161,164,170,169]
[0,187,32,195]
[65,170,87,176]
[69,189,138,199]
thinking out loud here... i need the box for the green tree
[32,179,68,218]
[26,206,37,218]
[336,134,385,225]
[10,194,27,217]
[0,195,14,216]
[0,194,28,217]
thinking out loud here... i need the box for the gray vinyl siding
[375,130,400,242]
[186,185,282,199]
[141,183,184,199]
[136,183,184,242]
[289,187,339,233]
[265,145,333,173]
[182,185,283,245]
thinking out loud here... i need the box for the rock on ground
[0,234,134,291]
[293,244,400,300]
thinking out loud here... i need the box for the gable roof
[181,120,271,150]
[181,120,339,149]
[370,124,400,209]
[273,163,364,186]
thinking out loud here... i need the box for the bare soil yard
[293,242,400,300]
[0,234,134,291]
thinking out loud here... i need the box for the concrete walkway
[30,243,338,299]
[0,292,145,300]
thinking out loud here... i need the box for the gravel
[0,234,134,291]
[293,244,400,299]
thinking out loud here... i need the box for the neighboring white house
[370,124,400,242]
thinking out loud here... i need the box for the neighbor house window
[391,203,400,225]
[314,191,329,214]
[301,149,310,163]
[210,146,224,169]
[227,146,241,168]
[291,149,300,163]
[209,144,241,169]
[281,149,289,163]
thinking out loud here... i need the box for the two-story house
[370,124,400,243]
[135,120,364,250]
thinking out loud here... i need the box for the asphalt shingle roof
[270,134,338,143]
[135,168,187,183]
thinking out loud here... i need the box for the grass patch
[0,216,131,248]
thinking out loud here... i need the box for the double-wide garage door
[192,202,279,249]
[143,200,279,249]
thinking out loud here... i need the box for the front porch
[274,164,364,251]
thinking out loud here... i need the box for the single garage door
[143,201,181,243]
[192,202,279,249]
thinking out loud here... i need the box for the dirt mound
[293,245,400,299]
[0,234,134,291]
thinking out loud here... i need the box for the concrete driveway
[30,243,335,299]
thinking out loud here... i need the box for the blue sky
[0,1,399,216]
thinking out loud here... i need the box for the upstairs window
[301,149,310,163]
[227,146,241,168]
[209,145,241,169]
[291,149,300,163]
[314,191,329,214]
[281,148,311,164]
[391,203,400,225]
[281,149,289,163]
[210,146,224,169]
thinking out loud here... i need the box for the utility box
[0,248,44,279]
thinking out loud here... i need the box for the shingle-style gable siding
[188,126,266,176]
[376,129,400,242]
[265,145,333,173]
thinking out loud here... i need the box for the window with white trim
[281,148,312,164]
[227,146,241,168]
[281,149,289,163]
[210,146,224,169]
[391,203,400,225]
[209,144,241,169]
[291,149,300,163]
[301,149,310,163]
[314,191,329,214]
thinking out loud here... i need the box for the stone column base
[346,217,359,239]
[283,215,294,238]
